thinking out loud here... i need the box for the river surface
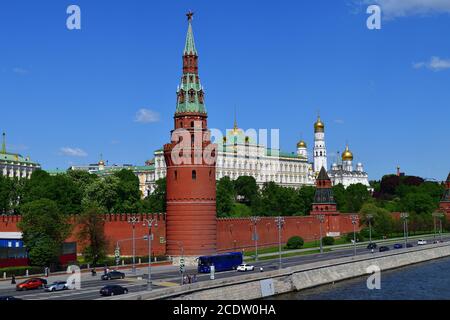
[269,256,450,300]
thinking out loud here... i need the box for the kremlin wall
[0,213,358,258]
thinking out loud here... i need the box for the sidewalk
[0,260,175,288]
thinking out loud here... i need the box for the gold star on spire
[186,11,194,22]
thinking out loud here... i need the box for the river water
[269,256,450,300]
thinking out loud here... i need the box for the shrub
[286,236,304,249]
[345,232,365,243]
[322,236,335,246]
[0,266,44,277]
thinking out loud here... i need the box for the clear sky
[1,0,449,181]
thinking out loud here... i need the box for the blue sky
[0,0,449,181]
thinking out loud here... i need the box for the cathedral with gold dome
[328,144,370,188]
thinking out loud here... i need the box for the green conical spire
[184,11,197,55]
[175,12,206,114]
[1,132,6,154]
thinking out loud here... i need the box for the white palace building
[0,133,41,179]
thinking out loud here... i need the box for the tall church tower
[310,167,338,215]
[313,116,328,172]
[440,173,450,214]
[163,12,217,262]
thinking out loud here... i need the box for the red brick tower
[163,12,217,261]
[440,173,450,214]
[310,167,339,216]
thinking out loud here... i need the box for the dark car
[100,285,128,296]
[367,243,377,250]
[393,243,403,249]
[379,246,390,252]
[101,271,125,280]
[16,278,46,291]
[406,243,413,248]
[0,296,22,300]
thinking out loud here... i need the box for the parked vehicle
[237,264,255,272]
[16,278,46,291]
[45,281,68,292]
[100,285,128,296]
[406,243,413,248]
[367,243,377,250]
[101,271,125,280]
[0,296,22,300]
[379,246,390,252]
[417,239,427,245]
[393,244,403,249]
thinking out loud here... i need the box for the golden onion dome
[314,116,325,132]
[342,145,354,161]
[98,160,105,166]
[297,140,307,148]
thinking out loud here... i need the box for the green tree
[345,184,371,213]
[18,199,71,266]
[216,177,235,217]
[77,205,108,265]
[400,193,437,215]
[234,176,259,206]
[230,203,253,217]
[297,186,316,216]
[82,176,120,213]
[113,169,142,212]
[332,184,346,211]
[0,175,12,213]
[359,202,394,237]
[21,170,82,214]
[141,178,167,213]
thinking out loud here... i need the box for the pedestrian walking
[11,274,16,285]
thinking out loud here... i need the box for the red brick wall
[0,213,167,257]
[216,214,359,253]
[1,213,360,257]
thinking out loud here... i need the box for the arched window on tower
[192,170,197,180]
[188,89,195,103]
[179,90,185,104]
[174,170,178,181]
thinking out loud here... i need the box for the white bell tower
[313,116,328,172]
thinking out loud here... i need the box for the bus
[197,252,243,273]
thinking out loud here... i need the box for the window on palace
[175,170,178,181]
[192,170,197,180]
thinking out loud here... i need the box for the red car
[16,278,46,291]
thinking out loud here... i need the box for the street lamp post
[432,211,444,243]
[143,218,158,291]
[167,240,185,285]
[127,216,140,273]
[250,217,261,261]
[351,215,359,256]
[316,214,325,254]
[275,216,285,270]
[400,212,409,247]
[366,214,373,244]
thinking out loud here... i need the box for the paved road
[1,234,446,300]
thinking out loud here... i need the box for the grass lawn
[244,238,348,257]
[245,248,332,262]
